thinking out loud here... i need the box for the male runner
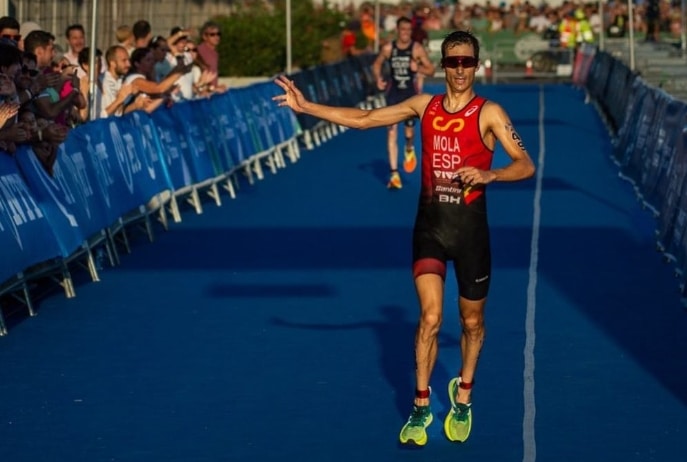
[372,16,435,189]
[274,30,535,447]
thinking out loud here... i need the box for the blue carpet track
[0,84,685,462]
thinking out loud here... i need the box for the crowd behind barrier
[578,46,687,306]
[0,54,381,336]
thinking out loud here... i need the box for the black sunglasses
[206,32,221,37]
[21,65,39,77]
[442,56,479,69]
[2,33,21,41]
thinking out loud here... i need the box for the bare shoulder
[406,93,434,115]
[480,100,511,125]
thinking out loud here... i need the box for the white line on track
[523,85,545,462]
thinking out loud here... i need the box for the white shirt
[101,70,124,116]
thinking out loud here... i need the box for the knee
[419,311,442,335]
[461,312,484,336]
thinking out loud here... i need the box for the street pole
[286,0,292,74]
[88,0,99,121]
[628,0,635,71]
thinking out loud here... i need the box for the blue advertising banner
[656,119,687,259]
[230,86,268,157]
[658,119,687,256]
[149,106,195,190]
[290,69,321,131]
[13,144,85,257]
[639,97,686,212]
[80,116,168,224]
[613,79,648,167]
[169,102,221,182]
[0,152,62,283]
[209,92,246,167]
[126,111,176,194]
[620,85,658,186]
[255,81,300,143]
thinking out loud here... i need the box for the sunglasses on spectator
[206,32,221,37]
[21,65,39,77]
[1,34,21,41]
[441,56,478,69]
[185,46,197,52]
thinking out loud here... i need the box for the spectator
[24,30,83,125]
[132,20,152,49]
[63,24,85,68]
[197,21,226,92]
[116,25,135,55]
[102,45,135,116]
[0,44,28,153]
[0,16,21,47]
[124,47,187,112]
[166,26,195,101]
[185,42,217,98]
[77,47,106,121]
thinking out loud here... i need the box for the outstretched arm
[273,75,425,130]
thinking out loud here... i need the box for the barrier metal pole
[681,0,686,58]
[598,0,605,52]
[628,0,635,71]
[374,0,380,53]
[88,0,99,121]
[286,0,292,74]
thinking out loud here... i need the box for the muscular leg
[387,123,399,171]
[413,273,444,406]
[456,296,487,404]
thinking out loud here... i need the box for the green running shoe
[444,378,472,442]
[399,405,433,446]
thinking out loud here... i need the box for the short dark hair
[441,30,480,61]
[78,47,102,66]
[65,24,85,38]
[132,20,151,40]
[0,16,20,32]
[130,47,151,69]
[23,30,55,55]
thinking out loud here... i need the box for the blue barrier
[584,50,687,302]
[0,55,375,335]
[0,153,62,283]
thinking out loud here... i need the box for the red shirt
[420,94,493,205]
[197,42,219,86]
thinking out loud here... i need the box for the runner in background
[373,16,434,189]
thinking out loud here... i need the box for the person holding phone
[274,29,535,447]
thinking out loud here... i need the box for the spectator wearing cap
[0,16,22,47]
[197,21,226,92]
